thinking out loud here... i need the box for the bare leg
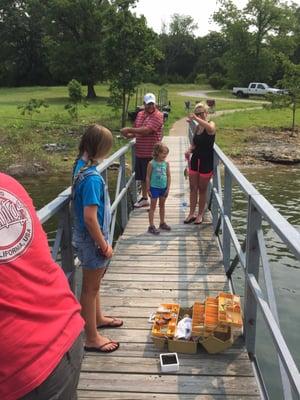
[148,197,158,226]
[81,268,118,351]
[186,173,199,220]
[141,181,148,199]
[159,196,166,225]
[195,175,211,223]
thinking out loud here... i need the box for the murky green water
[19,164,300,399]
[229,165,300,399]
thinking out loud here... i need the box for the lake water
[19,164,300,399]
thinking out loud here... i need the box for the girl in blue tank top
[146,143,171,235]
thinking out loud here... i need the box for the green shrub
[208,73,226,89]
[18,98,49,119]
[65,79,88,120]
[195,73,208,85]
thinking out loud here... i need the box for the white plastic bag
[175,316,192,340]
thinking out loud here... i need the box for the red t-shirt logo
[0,189,33,263]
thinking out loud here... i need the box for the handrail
[189,122,300,399]
[37,140,135,223]
[37,139,137,291]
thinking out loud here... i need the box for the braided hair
[72,124,113,183]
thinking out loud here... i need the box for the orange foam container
[151,303,180,338]
[218,292,243,328]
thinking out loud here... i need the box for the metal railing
[37,140,136,292]
[188,122,300,399]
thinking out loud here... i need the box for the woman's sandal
[184,216,196,224]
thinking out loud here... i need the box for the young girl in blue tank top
[146,143,171,235]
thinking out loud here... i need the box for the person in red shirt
[0,173,84,400]
[121,93,163,208]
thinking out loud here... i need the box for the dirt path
[178,90,266,104]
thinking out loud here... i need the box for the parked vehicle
[232,82,285,98]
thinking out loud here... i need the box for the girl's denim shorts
[73,230,109,270]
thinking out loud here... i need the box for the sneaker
[159,222,171,231]
[134,197,149,208]
[148,225,160,235]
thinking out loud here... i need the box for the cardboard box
[152,336,167,351]
[199,327,233,354]
[167,307,198,354]
[168,337,198,354]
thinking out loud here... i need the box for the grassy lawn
[215,106,300,157]
[0,83,297,174]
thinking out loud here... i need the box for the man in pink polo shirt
[0,173,84,400]
[121,93,163,208]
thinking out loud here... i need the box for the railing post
[211,153,219,230]
[120,154,128,230]
[223,167,232,273]
[101,169,108,185]
[60,203,76,292]
[131,144,137,203]
[244,197,262,356]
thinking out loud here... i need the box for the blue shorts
[150,186,167,199]
[72,230,109,269]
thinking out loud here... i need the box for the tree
[264,59,300,134]
[213,0,296,85]
[157,14,198,82]
[105,1,161,126]
[193,32,228,79]
[44,0,110,98]
[0,0,50,86]
[65,79,88,120]
[244,0,293,79]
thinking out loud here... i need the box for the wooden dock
[78,136,261,399]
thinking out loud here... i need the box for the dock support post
[212,154,219,231]
[60,204,76,293]
[131,145,137,203]
[120,154,128,230]
[244,198,261,356]
[223,167,232,273]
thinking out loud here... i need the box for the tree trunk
[291,99,296,136]
[86,83,97,99]
[121,89,126,127]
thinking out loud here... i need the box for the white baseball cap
[144,93,156,104]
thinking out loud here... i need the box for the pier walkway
[77,136,261,399]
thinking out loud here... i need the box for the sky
[134,0,300,37]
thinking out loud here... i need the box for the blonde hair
[72,124,113,180]
[152,142,169,160]
[78,124,113,161]
[194,102,209,113]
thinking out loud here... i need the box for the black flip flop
[184,217,196,224]
[84,341,120,353]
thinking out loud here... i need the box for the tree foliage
[266,60,300,133]
[0,0,49,85]
[105,1,161,126]
[43,0,111,98]
[0,0,299,114]
[156,14,198,82]
[213,0,296,86]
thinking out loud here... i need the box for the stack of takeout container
[151,292,243,354]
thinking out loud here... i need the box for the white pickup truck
[232,82,284,98]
